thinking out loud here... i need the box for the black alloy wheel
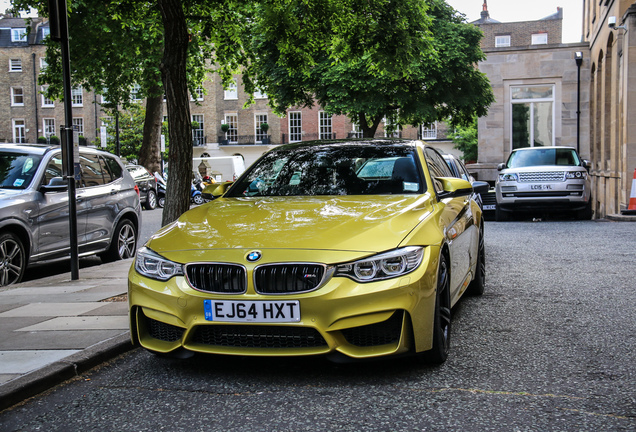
[0,232,26,287]
[420,253,451,364]
[467,222,485,295]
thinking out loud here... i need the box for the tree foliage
[451,116,478,163]
[250,0,494,137]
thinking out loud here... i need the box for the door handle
[110,190,118,195]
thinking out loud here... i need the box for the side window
[424,148,453,193]
[43,154,64,185]
[79,153,107,187]
[102,155,123,182]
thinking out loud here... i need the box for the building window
[13,119,26,143]
[511,85,554,149]
[11,87,24,106]
[71,87,83,106]
[11,28,27,42]
[192,87,204,101]
[319,111,332,140]
[43,118,56,137]
[41,86,54,107]
[41,27,50,38]
[350,123,363,138]
[224,114,238,143]
[9,59,22,72]
[531,33,548,45]
[254,86,267,99]
[130,84,141,102]
[289,112,302,142]
[73,117,84,135]
[224,81,238,100]
[384,117,400,138]
[39,58,47,73]
[420,122,437,139]
[255,114,268,143]
[192,114,204,146]
[495,35,511,47]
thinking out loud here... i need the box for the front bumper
[496,179,590,211]
[128,247,440,360]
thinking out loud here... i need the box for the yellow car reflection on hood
[128,139,488,364]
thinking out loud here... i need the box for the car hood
[148,194,434,254]
[502,165,584,172]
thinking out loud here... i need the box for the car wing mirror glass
[437,177,473,199]
[497,163,506,171]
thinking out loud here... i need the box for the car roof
[511,146,577,152]
[272,139,424,152]
[0,143,116,157]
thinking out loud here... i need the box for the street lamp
[574,52,583,154]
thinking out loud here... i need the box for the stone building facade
[469,3,592,193]
[583,0,636,216]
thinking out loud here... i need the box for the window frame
[11,28,27,42]
[11,87,24,106]
[9,58,22,72]
[71,86,83,107]
[224,114,238,144]
[255,113,268,143]
[531,33,548,45]
[12,119,26,143]
[495,35,511,47]
[319,111,333,140]
[288,111,302,143]
[41,86,54,107]
[510,84,556,149]
[224,82,238,100]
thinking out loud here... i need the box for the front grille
[518,172,565,182]
[148,318,185,342]
[254,264,326,294]
[185,263,247,293]
[481,191,497,206]
[341,311,403,347]
[192,325,327,348]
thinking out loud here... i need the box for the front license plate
[203,300,300,323]
[483,204,496,210]
[530,184,553,190]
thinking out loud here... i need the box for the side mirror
[497,163,506,171]
[471,181,491,195]
[40,176,68,193]
[201,181,233,200]
[582,159,591,171]
[436,177,473,199]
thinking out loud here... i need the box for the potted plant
[260,122,270,144]
[219,123,230,145]
[49,135,60,145]
[37,136,47,144]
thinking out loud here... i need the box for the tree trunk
[359,113,383,138]
[138,83,163,174]
[158,0,192,226]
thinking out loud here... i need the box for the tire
[101,219,137,262]
[144,189,157,210]
[192,194,204,205]
[158,195,165,208]
[0,232,26,286]
[467,222,485,296]
[576,202,593,220]
[419,253,451,364]
[495,205,511,222]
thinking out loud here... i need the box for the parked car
[154,172,166,208]
[0,144,142,286]
[129,139,489,364]
[495,146,592,221]
[126,164,158,210]
[442,153,491,212]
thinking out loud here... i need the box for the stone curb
[606,213,636,222]
[0,332,133,412]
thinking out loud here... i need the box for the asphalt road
[2,219,635,431]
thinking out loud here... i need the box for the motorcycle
[191,182,205,205]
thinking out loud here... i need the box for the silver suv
[0,144,142,286]
[495,146,591,221]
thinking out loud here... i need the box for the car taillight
[134,185,140,196]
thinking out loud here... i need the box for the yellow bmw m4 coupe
[128,140,489,364]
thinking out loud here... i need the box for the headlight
[335,247,424,283]
[134,247,184,281]
[498,173,518,182]
[566,171,587,179]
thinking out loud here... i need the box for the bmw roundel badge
[246,251,262,262]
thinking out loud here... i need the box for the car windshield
[0,152,43,190]
[227,144,424,197]
[507,148,581,168]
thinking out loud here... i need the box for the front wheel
[158,194,165,208]
[576,202,593,220]
[419,253,451,365]
[0,232,26,286]
[192,194,204,205]
[100,219,137,262]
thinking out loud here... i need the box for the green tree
[451,116,478,163]
[250,0,494,137]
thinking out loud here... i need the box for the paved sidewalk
[0,258,134,411]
